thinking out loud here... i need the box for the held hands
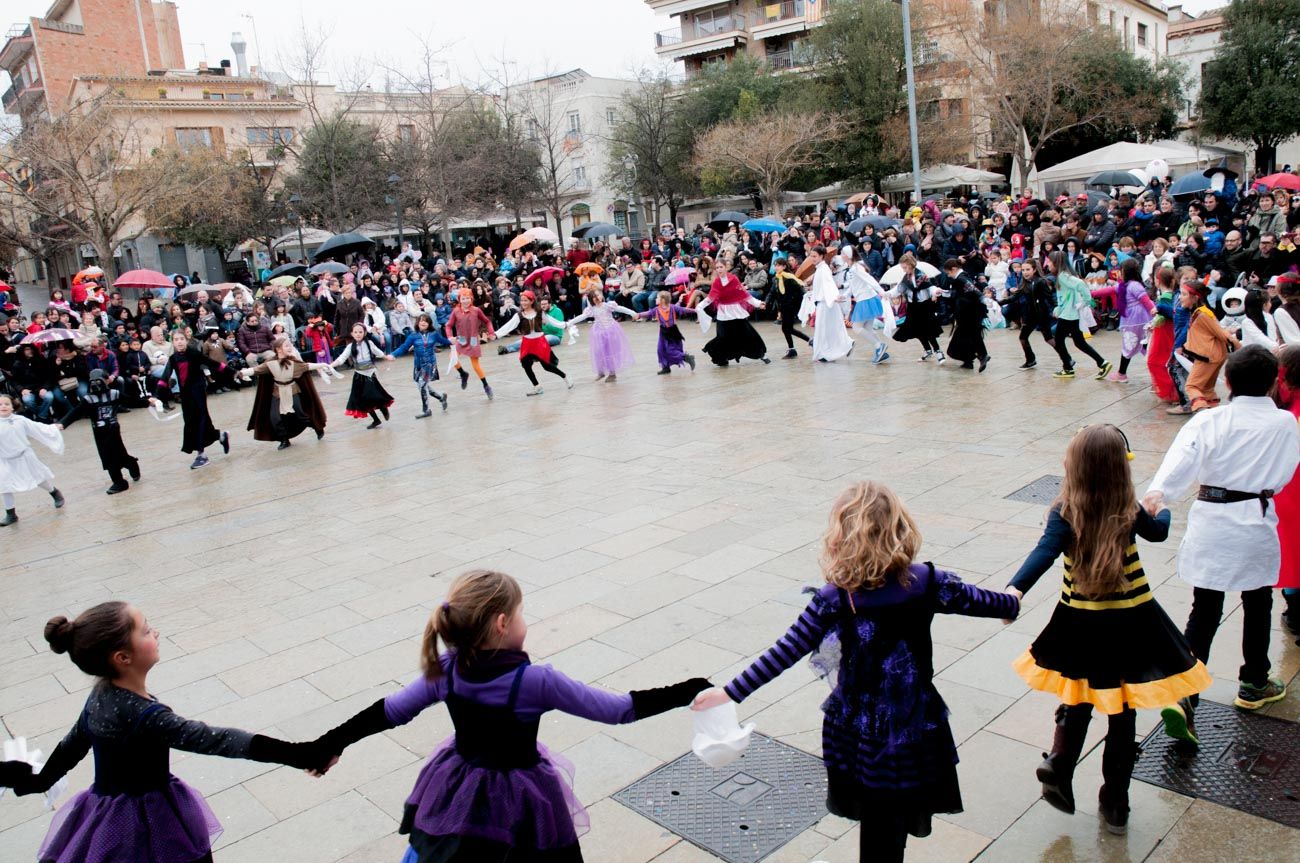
[1001,587,1023,626]
[691,687,733,712]
[1141,491,1165,517]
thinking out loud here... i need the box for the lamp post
[288,194,305,263]
[387,173,403,253]
[900,0,922,208]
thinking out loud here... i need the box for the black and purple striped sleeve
[723,594,833,703]
[933,568,1020,620]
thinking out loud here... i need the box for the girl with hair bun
[0,601,330,863]
[692,482,1021,863]
[309,569,711,863]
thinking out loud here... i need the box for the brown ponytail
[420,570,523,679]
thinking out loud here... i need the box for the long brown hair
[821,481,920,592]
[420,570,523,678]
[1057,425,1136,596]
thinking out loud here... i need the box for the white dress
[802,262,854,362]
[0,416,64,494]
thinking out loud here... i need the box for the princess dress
[568,302,636,376]
[0,415,63,494]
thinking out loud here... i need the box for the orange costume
[1181,305,1238,410]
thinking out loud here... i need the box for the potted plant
[158,88,167,98]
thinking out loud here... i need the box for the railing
[687,13,746,40]
[757,1,805,24]
[1,84,15,110]
[5,24,31,41]
[766,50,811,70]
[655,28,682,47]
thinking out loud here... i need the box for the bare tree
[604,69,694,229]
[515,71,586,237]
[693,111,846,215]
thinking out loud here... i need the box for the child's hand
[1002,587,1023,625]
[306,755,339,777]
[691,687,732,711]
[1141,491,1165,517]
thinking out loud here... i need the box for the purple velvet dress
[724,565,1019,836]
[32,683,253,863]
[636,304,695,369]
[385,651,636,863]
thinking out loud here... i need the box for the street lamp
[288,194,305,263]
[387,173,403,252]
[900,0,922,208]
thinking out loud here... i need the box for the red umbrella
[21,328,79,345]
[113,269,172,290]
[523,266,565,287]
[1254,173,1300,191]
[664,267,695,286]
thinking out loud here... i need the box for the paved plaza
[1,319,1297,862]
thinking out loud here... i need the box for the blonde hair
[1057,425,1136,597]
[420,569,523,678]
[821,481,921,591]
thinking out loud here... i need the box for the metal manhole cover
[613,733,828,863]
[1004,474,1063,505]
[1133,699,1300,829]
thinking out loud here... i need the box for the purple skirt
[38,777,221,863]
[657,328,687,368]
[404,736,589,851]
[587,321,635,376]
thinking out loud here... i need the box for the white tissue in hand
[691,703,754,768]
[1,737,66,809]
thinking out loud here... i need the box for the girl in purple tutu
[0,601,328,863]
[565,289,637,382]
[309,569,711,863]
[636,290,698,375]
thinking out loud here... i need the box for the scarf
[707,272,750,308]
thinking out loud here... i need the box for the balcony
[767,47,812,72]
[1,75,43,115]
[654,13,748,61]
[752,1,822,41]
[0,23,33,70]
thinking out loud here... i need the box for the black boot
[1099,739,1137,835]
[1036,704,1091,814]
[277,440,291,450]
[0,509,16,527]
[49,488,64,509]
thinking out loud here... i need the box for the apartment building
[648,0,824,78]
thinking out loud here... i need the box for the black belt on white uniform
[1197,485,1274,515]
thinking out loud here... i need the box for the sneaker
[935,352,947,365]
[782,349,797,359]
[415,409,433,419]
[978,356,989,373]
[1160,698,1199,750]
[1019,360,1036,370]
[277,440,291,450]
[1095,361,1113,380]
[484,383,495,400]
[526,386,544,396]
[657,367,671,375]
[1165,404,1193,415]
[1053,369,1076,379]
[190,455,209,470]
[439,393,449,411]
[1106,371,1128,383]
[1234,678,1287,710]
[458,368,470,390]
[872,343,885,364]
[565,378,574,390]
[219,431,230,454]
[918,351,933,362]
[686,354,696,371]
[106,482,129,495]
[761,357,771,364]
[49,488,64,508]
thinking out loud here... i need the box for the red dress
[1276,380,1300,589]
[1146,315,1177,402]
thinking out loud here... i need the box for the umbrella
[741,218,786,234]
[113,269,171,290]
[665,267,695,286]
[268,275,300,287]
[522,266,565,287]
[847,215,901,233]
[510,227,559,251]
[1087,170,1145,188]
[178,283,238,297]
[1167,173,1212,199]
[312,231,374,262]
[575,262,605,278]
[571,222,620,239]
[308,261,349,275]
[880,261,940,285]
[268,263,308,279]
[707,211,749,232]
[1201,158,1237,180]
[21,328,79,345]
[1254,173,1300,192]
[844,192,872,206]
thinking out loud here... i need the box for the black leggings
[780,312,811,349]
[1019,320,1054,363]
[1052,318,1106,370]
[522,355,566,386]
[858,812,908,863]
[1185,586,1274,695]
[918,334,942,354]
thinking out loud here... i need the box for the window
[1123,16,1130,48]
[693,6,736,37]
[1137,22,1148,46]
[398,124,415,142]
[573,165,588,186]
[174,127,213,151]
[226,92,245,101]
[205,91,224,100]
[570,203,591,227]
[246,127,294,146]
[527,119,539,141]
[567,111,581,134]
[606,107,617,127]
[1086,3,1099,24]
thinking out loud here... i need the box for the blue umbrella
[1168,172,1212,199]
[742,218,786,234]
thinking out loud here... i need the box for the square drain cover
[1004,474,1063,505]
[1133,699,1300,829]
[613,733,828,862]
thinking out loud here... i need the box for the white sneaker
[936,352,947,364]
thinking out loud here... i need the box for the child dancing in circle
[0,393,65,526]
[566,289,636,382]
[636,290,697,375]
[0,601,329,863]
[308,569,711,863]
[390,314,450,417]
[444,288,497,400]
[331,322,397,429]
[1008,425,1210,835]
[693,482,1020,863]
[494,290,574,395]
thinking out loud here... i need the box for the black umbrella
[312,232,374,262]
[268,263,308,279]
[571,222,621,239]
[1086,170,1144,188]
[707,210,750,231]
[308,261,349,275]
[847,215,901,233]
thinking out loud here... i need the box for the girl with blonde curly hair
[693,481,1020,863]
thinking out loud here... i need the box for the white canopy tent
[1033,140,1242,192]
[880,163,1006,193]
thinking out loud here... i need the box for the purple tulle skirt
[404,736,589,850]
[38,777,221,863]
[587,321,635,376]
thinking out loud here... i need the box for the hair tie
[441,601,450,613]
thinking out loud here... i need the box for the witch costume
[945,280,989,370]
[698,272,768,367]
[331,334,395,424]
[890,273,943,355]
[309,650,709,863]
[0,683,327,863]
[635,303,697,373]
[245,358,330,447]
[157,345,227,456]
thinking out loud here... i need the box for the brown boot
[1036,703,1091,814]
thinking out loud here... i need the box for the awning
[880,164,1006,193]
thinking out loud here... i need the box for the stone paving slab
[1,321,1296,861]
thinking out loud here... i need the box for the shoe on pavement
[1053,369,1076,379]
[50,488,64,508]
[1166,404,1193,415]
[1234,678,1287,710]
[277,440,291,450]
[1160,698,1199,750]
[220,431,230,454]
[526,386,544,396]
[1019,360,1037,370]
[686,354,696,371]
[978,356,989,373]
[1095,361,1114,380]
[439,394,449,411]
[935,352,947,364]
[415,410,433,419]
[190,455,209,470]
[783,349,797,359]
[106,483,129,495]
[1106,371,1128,383]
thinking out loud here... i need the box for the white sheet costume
[801,260,855,362]
[0,415,64,494]
[1146,395,1300,591]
